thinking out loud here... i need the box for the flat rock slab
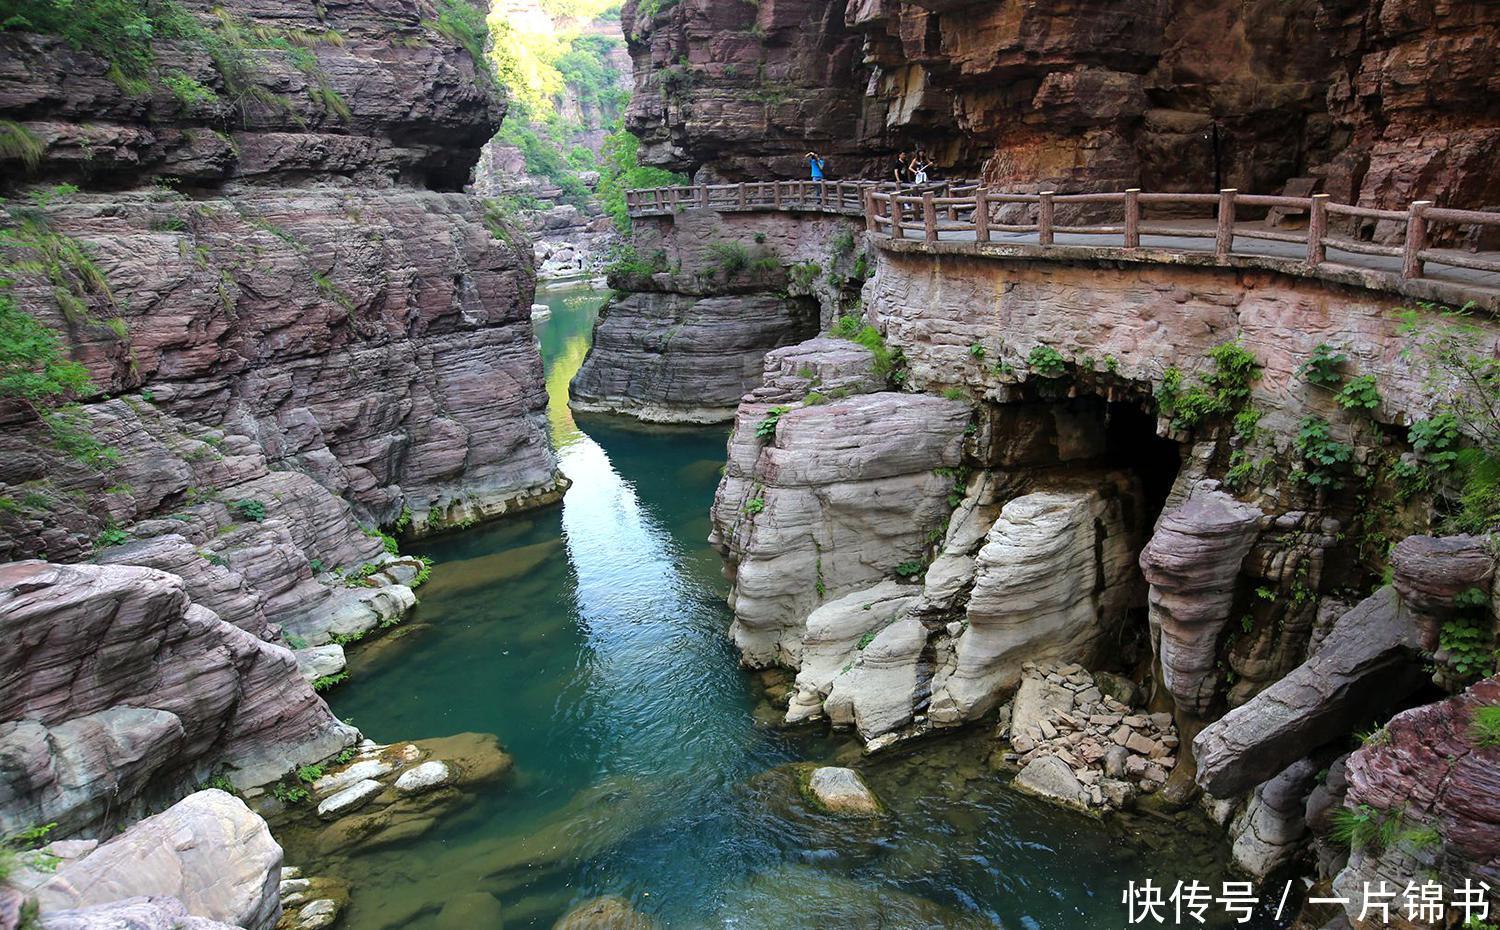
[316,780,384,821]
[807,766,881,814]
[1013,755,1089,811]
[1009,676,1076,737]
[312,759,392,796]
[395,760,453,796]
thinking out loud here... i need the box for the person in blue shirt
[805,151,826,180]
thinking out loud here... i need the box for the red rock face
[624,0,1498,215]
[1338,677,1500,925]
[0,0,561,552]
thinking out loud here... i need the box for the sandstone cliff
[623,0,1499,220]
[0,0,558,845]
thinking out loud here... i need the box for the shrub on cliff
[597,127,686,231]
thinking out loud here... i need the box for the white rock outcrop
[929,475,1144,724]
[34,790,282,930]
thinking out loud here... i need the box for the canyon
[2,0,1498,928]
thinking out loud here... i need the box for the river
[296,284,1264,929]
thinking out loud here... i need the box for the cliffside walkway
[625,180,1500,312]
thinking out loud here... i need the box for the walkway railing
[624,181,1500,287]
[624,180,977,218]
[865,187,1500,283]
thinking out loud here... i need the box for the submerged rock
[553,896,656,930]
[806,766,882,815]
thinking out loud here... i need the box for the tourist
[805,151,826,180]
[894,151,911,184]
[912,155,932,185]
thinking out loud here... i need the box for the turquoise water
[303,285,1266,929]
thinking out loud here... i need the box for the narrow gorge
[2,1,1499,929]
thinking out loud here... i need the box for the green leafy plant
[1299,342,1347,388]
[755,406,789,439]
[229,498,266,522]
[1027,345,1067,378]
[197,774,236,794]
[1337,374,1381,412]
[742,497,765,516]
[334,747,357,765]
[1327,804,1400,851]
[296,764,324,784]
[856,631,877,650]
[0,119,44,169]
[1293,416,1354,489]
[96,526,128,548]
[312,673,347,693]
[829,314,902,384]
[284,633,309,650]
[1470,705,1500,748]
[968,343,985,359]
[271,781,310,804]
[705,241,752,277]
[893,560,925,579]
[1157,341,1261,430]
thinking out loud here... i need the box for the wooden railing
[862,187,1500,282]
[624,181,1500,286]
[624,180,979,218]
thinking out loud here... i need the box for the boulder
[1194,587,1424,798]
[805,767,881,815]
[1008,675,1077,738]
[39,896,244,930]
[34,790,281,930]
[931,475,1144,724]
[1332,675,1500,922]
[1391,534,1496,650]
[434,892,505,930]
[1140,487,1264,716]
[784,581,917,724]
[553,896,656,930]
[293,646,347,684]
[1014,756,1089,811]
[0,562,353,837]
[1230,758,1320,878]
[822,616,929,740]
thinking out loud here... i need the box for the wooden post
[670,187,680,211]
[699,184,709,209]
[891,196,905,240]
[774,181,783,209]
[923,192,937,242]
[1215,189,1237,261]
[1402,200,1431,279]
[737,183,746,209]
[1038,191,1055,246]
[1124,188,1140,248]
[1306,194,1328,267]
[864,189,877,233]
[974,188,989,243]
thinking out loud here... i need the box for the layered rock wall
[571,209,866,421]
[0,0,559,853]
[624,0,1498,223]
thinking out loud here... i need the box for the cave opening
[1102,398,1182,526]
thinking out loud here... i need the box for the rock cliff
[624,0,1499,219]
[0,0,558,863]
